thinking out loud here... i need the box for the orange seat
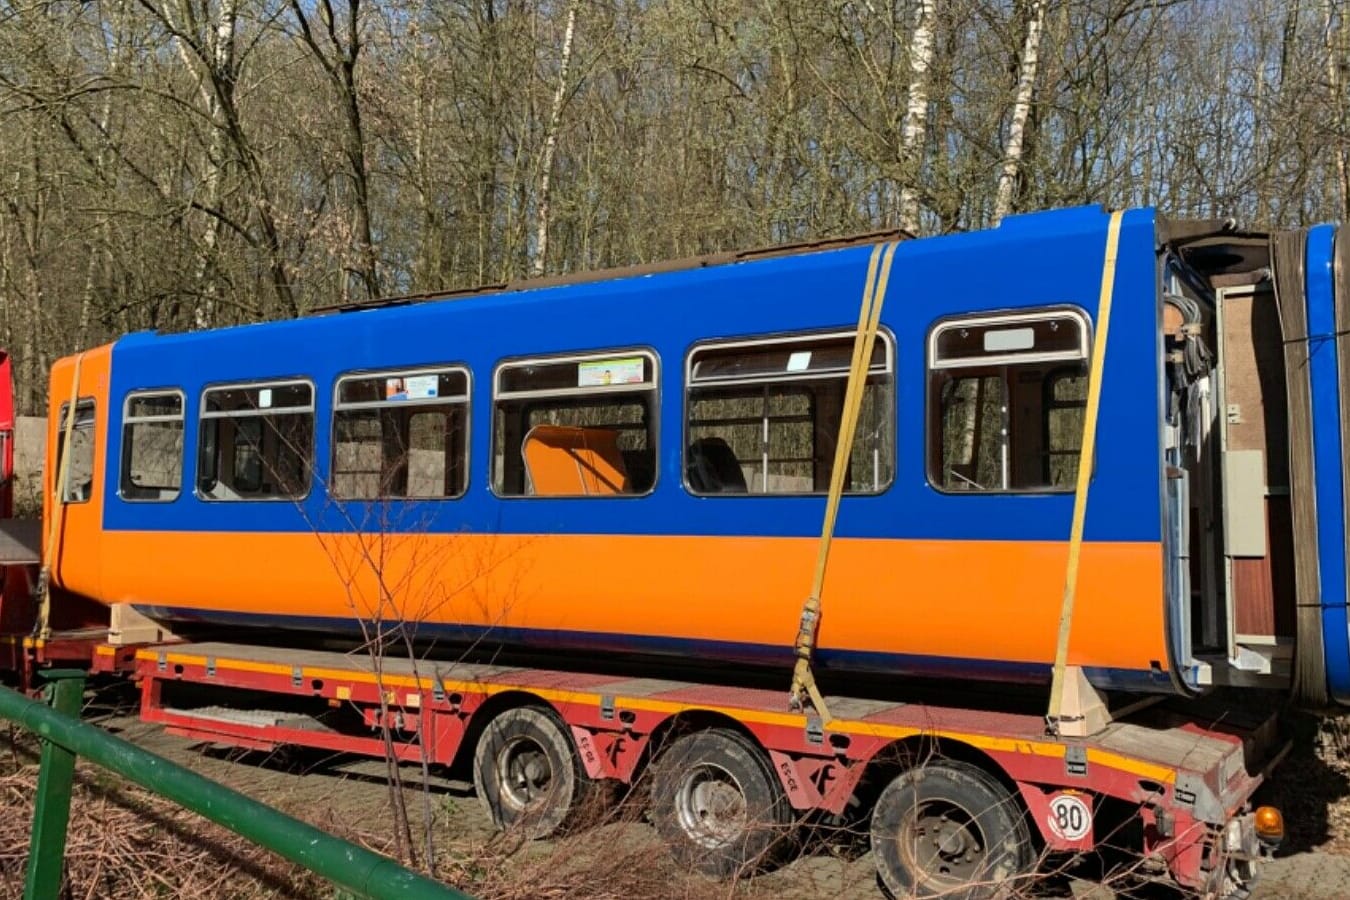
[522,425,629,495]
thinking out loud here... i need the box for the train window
[55,400,96,504]
[331,367,469,500]
[197,380,314,501]
[121,391,185,502]
[493,350,658,497]
[928,308,1090,492]
[685,331,894,495]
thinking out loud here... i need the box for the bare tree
[1324,0,1349,221]
[531,1,578,277]
[287,0,381,301]
[897,0,937,234]
[994,0,1048,222]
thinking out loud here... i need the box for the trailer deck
[131,640,1286,895]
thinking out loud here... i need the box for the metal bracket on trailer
[1065,745,1088,777]
[805,714,824,745]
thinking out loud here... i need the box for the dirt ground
[44,685,1350,900]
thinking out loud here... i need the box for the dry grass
[0,731,756,900]
[0,766,328,899]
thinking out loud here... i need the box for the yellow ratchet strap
[36,352,84,640]
[1046,210,1124,732]
[789,240,900,722]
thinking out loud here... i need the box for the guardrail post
[24,668,85,900]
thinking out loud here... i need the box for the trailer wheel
[649,728,792,877]
[870,760,1033,900]
[473,706,587,839]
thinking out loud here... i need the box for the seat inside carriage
[686,437,748,493]
[522,424,630,495]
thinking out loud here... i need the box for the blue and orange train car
[36,205,1349,705]
[34,204,1350,897]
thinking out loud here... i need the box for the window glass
[1045,369,1088,487]
[331,367,469,500]
[56,400,96,504]
[929,309,1089,492]
[121,391,184,501]
[493,350,657,496]
[198,380,313,500]
[685,332,894,495]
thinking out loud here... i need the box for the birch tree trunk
[79,0,127,346]
[141,0,298,319]
[192,0,238,329]
[896,0,937,235]
[994,0,1048,223]
[1325,0,1350,222]
[153,0,237,329]
[531,2,578,278]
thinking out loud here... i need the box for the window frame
[926,306,1092,496]
[491,347,660,499]
[119,388,186,503]
[195,377,316,502]
[683,327,897,497]
[55,398,97,505]
[329,364,472,501]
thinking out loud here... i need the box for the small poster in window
[578,357,644,387]
[984,327,1036,352]
[404,374,439,399]
[786,351,812,372]
[258,388,273,409]
[385,377,408,400]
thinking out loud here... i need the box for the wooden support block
[107,604,176,646]
[1053,666,1112,738]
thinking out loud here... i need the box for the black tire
[870,759,1034,900]
[473,706,589,839]
[649,728,793,878]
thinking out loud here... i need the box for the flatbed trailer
[0,520,116,691]
[129,640,1287,899]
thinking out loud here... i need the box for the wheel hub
[904,801,986,883]
[497,738,553,812]
[677,763,748,847]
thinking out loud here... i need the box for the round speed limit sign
[1046,792,1092,842]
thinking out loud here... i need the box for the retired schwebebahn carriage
[39,205,1350,706]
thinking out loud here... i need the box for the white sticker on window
[404,375,439,399]
[258,388,273,409]
[578,357,645,387]
[983,327,1036,352]
[786,351,812,372]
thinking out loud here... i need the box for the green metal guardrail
[1,670,474,900]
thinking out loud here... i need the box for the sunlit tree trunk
[897,0,937,234]
[1325,0,1350,222]
[994,0,1047,222]
[160,0,239,329]
[531,1,578,277]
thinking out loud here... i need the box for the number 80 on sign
[1046,791,1093,844]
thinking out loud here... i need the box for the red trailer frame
[132,640,1286,897]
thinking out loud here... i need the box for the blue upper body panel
[1303,225,1350,703]
[101,205,1166,545]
